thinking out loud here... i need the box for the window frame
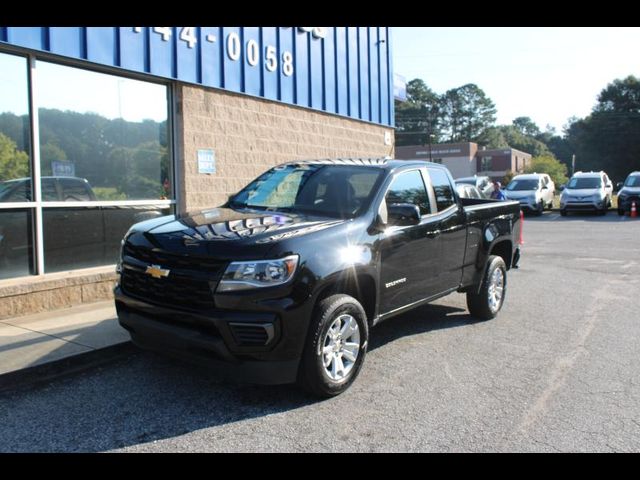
[0,47,176,279]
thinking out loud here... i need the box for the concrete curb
[0,342,137,394]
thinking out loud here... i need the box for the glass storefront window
[0,52,31,202]
[36,61,171,202]
[43,205,171,273]
[0,209,34,279]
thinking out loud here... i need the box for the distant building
[396,142,532,181]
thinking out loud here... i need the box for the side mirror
[541,185,548,190]
[617,182,623,190]
[388,203,421,226]
[559,184,566,191]
[606,182,612,189]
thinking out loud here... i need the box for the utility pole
[428,134,433,162]
[571,154,576,175]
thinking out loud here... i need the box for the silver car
[504,173,555,214]
[560,171,613,216]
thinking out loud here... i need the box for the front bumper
[507,198,539,211]
[560,198,606,211]
[114,287,301,385]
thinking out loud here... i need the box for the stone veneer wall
[0,267,117,320]
[176,84,395,212]
[0,85,395,318]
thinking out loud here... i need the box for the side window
[385,170,430,215]
[59,178,92,202]
[427,168,456,211]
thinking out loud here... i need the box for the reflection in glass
[0,209,34,279]
[37,61,171,201]
[43,205,171,273]
[0,52,31,202]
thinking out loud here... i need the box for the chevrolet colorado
[115,159,522,397]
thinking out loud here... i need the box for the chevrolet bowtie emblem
[145,264,170,279]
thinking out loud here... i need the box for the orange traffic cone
[519,210,524,245]
[631,201,637,218]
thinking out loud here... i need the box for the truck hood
[619,186,640,195]
[504,190,538,199]
[125,207,347,260]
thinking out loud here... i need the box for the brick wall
[176,84,395,211]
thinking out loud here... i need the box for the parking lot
[0,211,639,452]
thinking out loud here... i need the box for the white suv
[504,173,555,214]
[560,171,613,216]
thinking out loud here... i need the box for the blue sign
[0,27,394,127]
[197,149,216,175]
[51,160,75,177]
[394,73,407,101]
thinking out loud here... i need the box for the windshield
[229,164,384,218]
[624,175,640,187]
[456,178,476,186]
[567,177,601,189]
[506,179,539,191]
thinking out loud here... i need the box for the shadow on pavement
[0,302,476,452]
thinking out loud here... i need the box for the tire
[618,208,624,216]
[298,294,369,398]
[536,201,544,215]
[466,255,507,320]
[560,209,567,217]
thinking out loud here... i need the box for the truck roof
[280,158,442,170]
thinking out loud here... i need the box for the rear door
[378,169,442,314]
[425,167,467,291]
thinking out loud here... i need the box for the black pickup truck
[115,159,522,397]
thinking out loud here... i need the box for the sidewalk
[0,300,133,392]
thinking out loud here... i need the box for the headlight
[217,255,299,292]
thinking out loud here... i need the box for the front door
[379,169,442,315]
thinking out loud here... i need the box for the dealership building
[0,27,394,318]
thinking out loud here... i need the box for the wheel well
[316,273,377,326]
[490,240,513,270]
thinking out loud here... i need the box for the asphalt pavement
[0,211,639,452]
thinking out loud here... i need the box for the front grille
[229,322,275,346]
[121,268,215,310]
[123,244,226,274]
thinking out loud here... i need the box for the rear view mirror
[388,203,421,226]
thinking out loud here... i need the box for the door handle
[425,230,441,238]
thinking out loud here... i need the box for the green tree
[0,132,29,182]
[395,79,440,146]
[440,84,496,142]
[524,155,568,186]
[563,76,640,181]
[512,116,541,137]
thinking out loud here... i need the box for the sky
[392,27,640,133]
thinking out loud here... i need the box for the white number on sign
[153,27,172,41]
[179,27,197,49]
[265,45,277,72]
[246,39,259,66]
[227,32,241,61]
[282,51,293,76]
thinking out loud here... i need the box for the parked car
[616,171,640,215]
[455,183,485,199]
[0,176,163,277]
[504,173,555,214]
[560,171,613,216]
[115,158,522,397]
[455,175,495,198]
